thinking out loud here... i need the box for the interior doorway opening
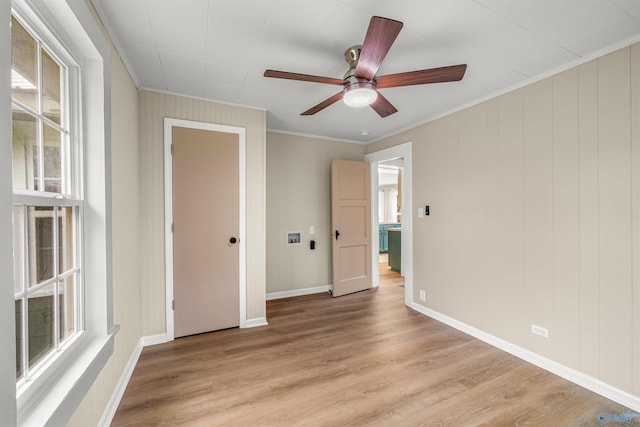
[377,160,404,289]
[365,142,413,307]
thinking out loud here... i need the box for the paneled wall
[266,132,364,294]
[367,43,640,397]
[138,90,267,333]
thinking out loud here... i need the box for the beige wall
[266,132,364,294]
[68,2,142,424]
[139,90,267,331]
[367,43,640,397]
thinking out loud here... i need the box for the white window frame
[2,1,116,426]
[11,11,84,388]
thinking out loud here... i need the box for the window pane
[43,124,62,193]
[13,206,25,294]
[28,206,54,285]
[59,275,76,342]
[58,206,74,273]
[11,17,38,112]
[42,50,61,125]
[12,105,39,191]
[15,299,23,380]
[28,283,55,367]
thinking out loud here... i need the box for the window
[378,186,399,223]
[3,1,114,424]
[11,15,82,385]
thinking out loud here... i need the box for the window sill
[18,325,119,427]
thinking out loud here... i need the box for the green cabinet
[378,223,399,253]
[388,228,401,272]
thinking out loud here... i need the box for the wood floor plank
[112,264,637,426]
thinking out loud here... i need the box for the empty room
[1,0,640,426]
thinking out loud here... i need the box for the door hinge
[172,300,175,310]
[171,144,174,155]
[171,223,174,233]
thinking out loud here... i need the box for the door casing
[164,118,247,340]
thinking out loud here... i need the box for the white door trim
[365,142,413,307]
[163,117,247,340]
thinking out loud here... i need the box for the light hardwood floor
[112,258,635,426]
[378,253,404,288]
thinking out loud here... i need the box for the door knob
[229,237,238,244]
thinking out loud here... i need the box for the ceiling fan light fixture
[263,17,466,117]
[343,81,378,107]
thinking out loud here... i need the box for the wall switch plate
[425,206,430,216]
[531,324,549,338]
[419,290,426,301]
[309,225,315,235]
[418,208,424,218]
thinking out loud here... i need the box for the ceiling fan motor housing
[343,45,363,79]
[344,75,376,90]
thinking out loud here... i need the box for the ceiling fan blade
[301,92,344,115]
[264,70,346,86]
[355,16,403,81]
[376,64,467,89]
[370,92,397,118]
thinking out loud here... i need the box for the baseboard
[266,285,332,301]
[245,317,268,328]
[98,334,169,427]
[411,302,640,413]
[140,333,169,347]
[97,339,143,427]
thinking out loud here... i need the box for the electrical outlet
[531,324,549,338]
[419,290,426,301]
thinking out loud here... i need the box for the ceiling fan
[264,16,467,118]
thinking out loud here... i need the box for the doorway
[365,142,413,307]
[377,159,404,288]
[163,118,247,340]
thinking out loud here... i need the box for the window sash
[11,13,73,198]
[13,203,82,384]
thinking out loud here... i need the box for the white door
[331,159,372,297]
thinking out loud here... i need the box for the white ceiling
[92,0,640,143]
